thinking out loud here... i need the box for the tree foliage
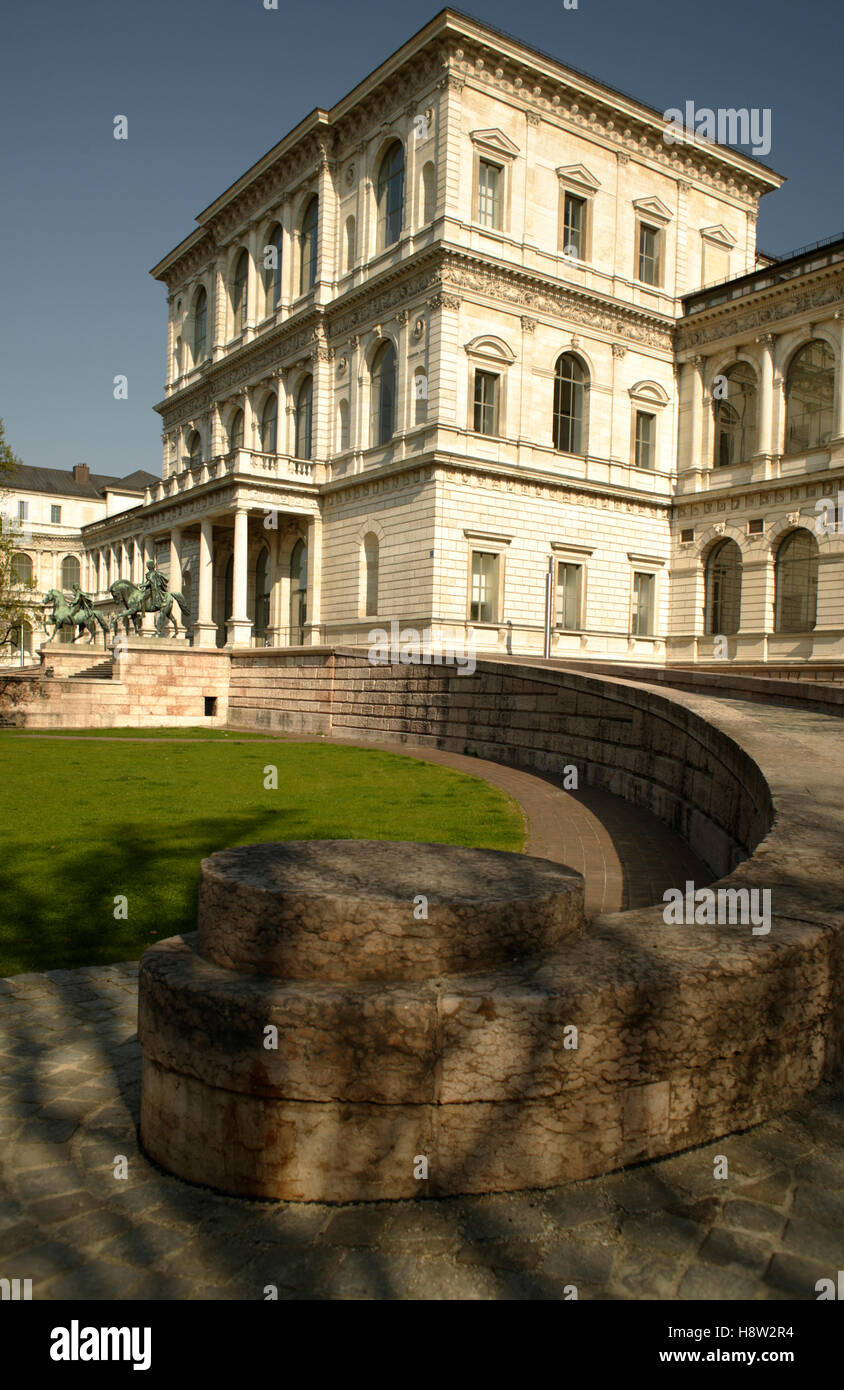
[0,419,36,652]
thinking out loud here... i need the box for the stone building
[10,10,844,664]
[1,464,155,663]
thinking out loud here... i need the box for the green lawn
[0,734,523,976]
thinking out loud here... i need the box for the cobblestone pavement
[0,963,841,1301]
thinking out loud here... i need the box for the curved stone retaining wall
[229,651,774,878]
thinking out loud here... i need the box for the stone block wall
[229,649,772,877]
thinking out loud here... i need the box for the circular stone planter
[139,840,586,1202]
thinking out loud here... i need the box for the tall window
[362,533,379,616]
[477,160,502,229]
[229,409,244,453]
[556,562,583,630]
[17,500,28,521]
[635,411,656,469]
[187,432,201,469]
[344,216,356,272]
[11,553,32,585]
[414,369,428,426]
[51,504,62,524]
[290,538,307,641]
[263,224,283,315]
[377,141,405,249]
[295,377,313,459]
[422,161,436,223]
[260,395,278,454]
[232,250,249,335]
[473,370,499,435]
[785,340,835,452]
[705,539,742,635]
[638,223,661,286]
[338,399,350,451]
[61,555,81,590]
[562,193,585,258]
[470,551,498,624]
[775,528,819,632]
[370,341,397,446]
[631,571,655,636]
[193,287,207,363]
[300,196,318,294]
[553,353,587,454]
[254,548,270,640]
[714,362,757,467]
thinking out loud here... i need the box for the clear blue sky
[1,0,841,479]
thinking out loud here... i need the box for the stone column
[169,527,185,637]
[194,518,217,647]
[227,508,253,646]
[835,311,844,441]
[756,334,776,456]
[304,512,322,645]
[686,356,705,473]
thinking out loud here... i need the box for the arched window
[377,141,405,249]
[193,287,207,364]
[290,538,307,642]
[254,548,270,640]
[775,528,819,632]
[344,216,356,272]
[263,223,283,314]
[260,395,278,454]
[295,376,313,459]
[362,532,379,617]
[229,409,244,453]
[300,197,318,294]
[187,431,201,469]
[61,555,81,590]
[413,369,428,426]
[705,539,742,635]
[785,339,835,452]
[232,249,249,335]
[553,353,588,454]
[422,161,436,224]
[11,553,32,585]
[338,399,350,451]
[370,340,397,446]
[714,362,757,467]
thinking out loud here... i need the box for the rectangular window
[473,370,500,436]
[562,193,586,259]
[748,518,765,534]
[638,223,661,286]
[556,562,583,631]
[632,571,655,636]
[17,500,28,521]
[470,551,498,624]
[51,504,62,524]
[634,411,655,469]
[477,160,502,229]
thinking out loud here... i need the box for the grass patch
[0,739,523,975]
[0,727,272,740]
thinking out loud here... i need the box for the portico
[81,467,321,650]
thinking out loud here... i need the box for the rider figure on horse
[69,584,96,626]
[141,560,168,611]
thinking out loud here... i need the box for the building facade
[9,11,844,665]
[1,464,155,663]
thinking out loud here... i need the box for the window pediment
[629,380,670,407]
[700,223,737,248]
[464,335,516,365]
[632,195,673,224]
[470,128,520,161]
[556,164,601,196]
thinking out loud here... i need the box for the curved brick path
[1,732,842,1299]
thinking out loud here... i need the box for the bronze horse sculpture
[109,567,191,638]
[42,589,110,645]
